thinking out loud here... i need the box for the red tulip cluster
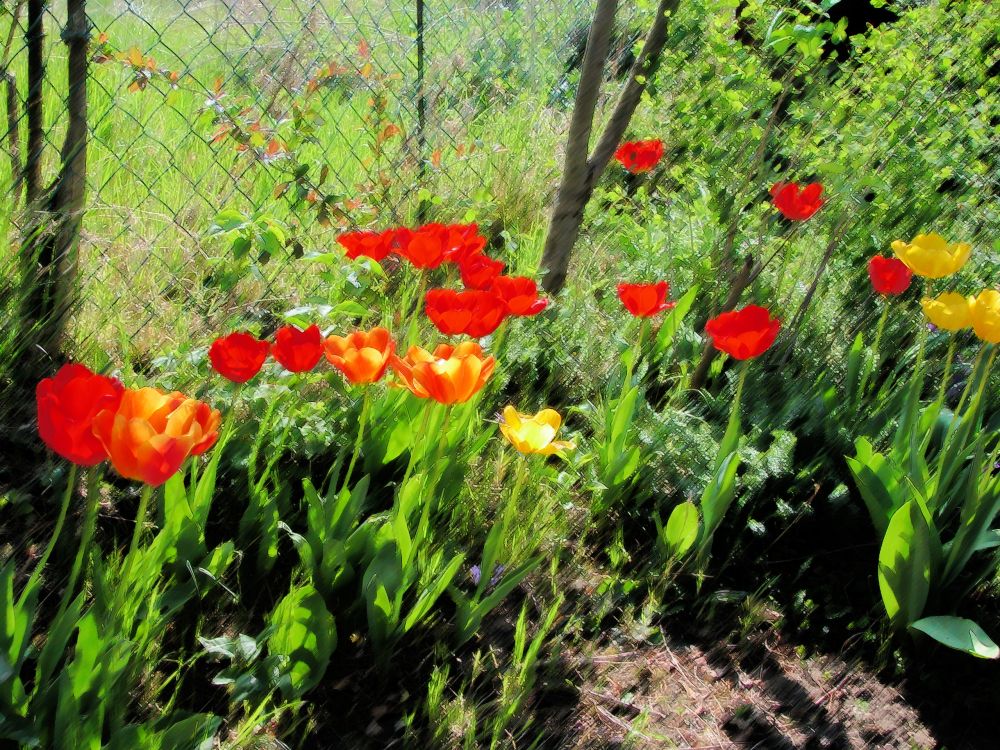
[337,222,485,269]
[424,274,548,337]
[210,324,396,384]
[211,324,493,405]
[614,139,665,174]
[36,363,221,486]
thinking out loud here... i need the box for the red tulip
[489,275,548,316]
[613,139,665,174]
[867,256,913,296]
[338,228,395,262]
[617,282,676,317]
[271,324,323,372]
[92,388,221,486]
[704,305,780,360]
[442,223,487,264]
[36,363,124,466]
[460,253,505,289]
[397,223,448,269]
[209,332,269,383]
[770,182,824,221]
[425,289,508,338]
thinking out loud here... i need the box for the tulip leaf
[910,616,1000,659]
[878,500,931,628]
[700,451,741,541]
[402,551,464,633]
[663,501,699,558]
[846,438,910,537]
[267,585,336,699]
[652,285,698,359]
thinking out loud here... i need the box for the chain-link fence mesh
[4,0,607,367]
[2,0,998,377]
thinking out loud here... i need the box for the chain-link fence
[4,0,612,367]
[2,0,998,370]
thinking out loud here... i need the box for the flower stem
[341,388,372,494]
[935,336,957,406]
[129,484,155,559]
[57,469,102,618]
[19,464,76,606]
[401,400,435,488]
[733,362,749,418]
[871,302,890,361]
[431,405,455,491]
[621,318,649,401]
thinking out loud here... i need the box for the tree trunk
[538,0,619,294]
[540,0,680,294]
[19,0,89,370]
[24,0,44,208]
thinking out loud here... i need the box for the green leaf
[267,585,336,699]
[207,209,248,235]
[403,552,465,632]
[846,332,863,404]
[846,438,910,537]
[700,451,741,540]
[663,501,700,558]
[652,285,698,359]
[910,616,1000,659]
[878,501,931,627]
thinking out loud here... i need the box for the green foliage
[848,346,1000,655]
[268,585,337,699]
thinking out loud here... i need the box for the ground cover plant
[2,0,1000,747]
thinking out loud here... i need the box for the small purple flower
[927,322,938,333]
[469,563,505,589]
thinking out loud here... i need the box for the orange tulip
[323,327,395,384]
[92,387,221,486]
[390,341,495,404]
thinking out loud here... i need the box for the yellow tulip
[920,292,973,332]
[499,405,574,456]
[970,290,1000,344]
[891,233,971,279]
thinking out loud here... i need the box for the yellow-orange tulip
[920,292,973,332]
[970,290,1000,344]
[324,327,395,384]
[499,406,574,456]
[891,233,971,279]
[92,387,221,486]
[390,341,494,404]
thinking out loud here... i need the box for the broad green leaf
[207,209,248,235]
[878,501,931,627]
[700,451,741,539]
[267,585,336,699]
[664,501,700,558]
[910,616,1000,659]
[846,438,909,536]
[610,386,639,447]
